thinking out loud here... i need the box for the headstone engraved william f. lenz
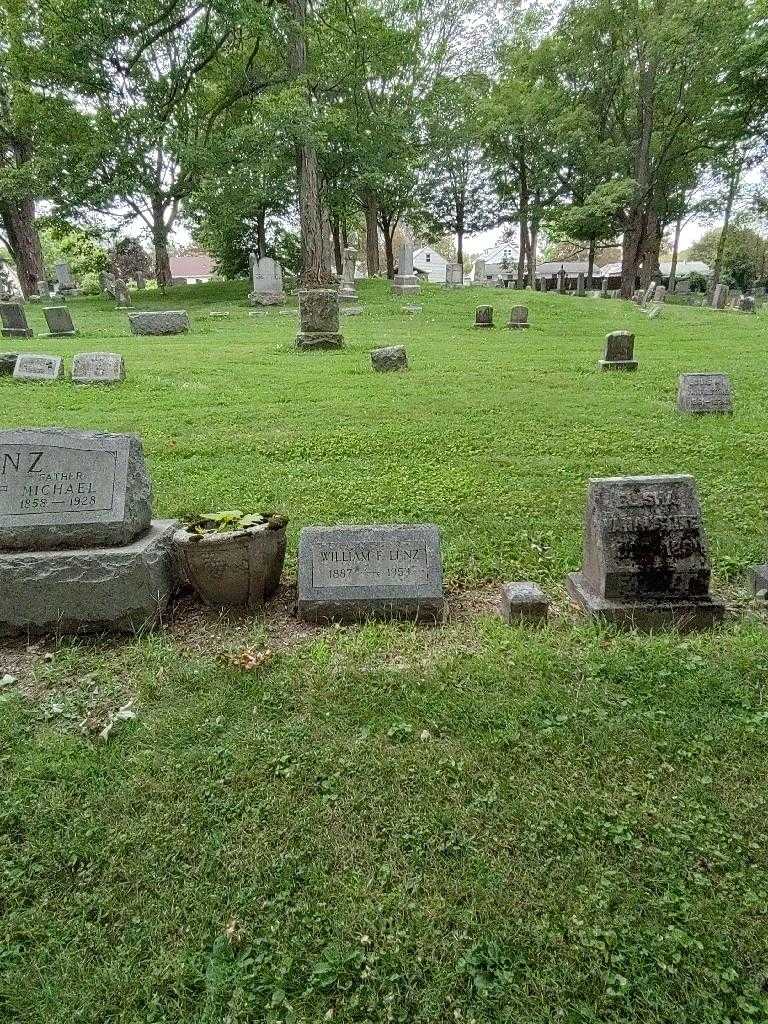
[0,428,177,635]
[298,524,444,623]
[567,474,724,630]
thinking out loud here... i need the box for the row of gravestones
[1,352,125,383]
[0,427,761,636]
[0,302,190,339]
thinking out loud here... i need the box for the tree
[686,224,768,291]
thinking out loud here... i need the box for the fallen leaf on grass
[224,648,273,672]
[80,700,138,743]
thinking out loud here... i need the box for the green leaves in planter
[183,510,288,538]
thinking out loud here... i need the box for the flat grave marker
[12,354,63,381]
[677,373,733,415]
[72,352,125,384]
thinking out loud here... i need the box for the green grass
[3,281,768,1022]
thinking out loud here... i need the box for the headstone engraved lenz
[0,428,177,636]
[677,373,733,415]
[566,474,724,630]
[72,352,125,384]
[13,354,63,381]
[0,302,32,338]
[297,524,444,623]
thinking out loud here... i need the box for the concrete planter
[174,522,287,609]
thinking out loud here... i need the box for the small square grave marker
[500,582,549,624]
[677,373,733,415]
[371,346,407,371]
[599,331,637,371]
[12,354,62,381]
[506,305,529,329]
[474,305,494,328]
[72,352,125,384]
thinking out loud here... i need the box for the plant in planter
[174,511,288,609]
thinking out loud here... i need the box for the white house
[413,246,449,283]
[470,243,519,283]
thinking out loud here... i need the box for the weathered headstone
[371,345,407,371]
[114,279,132,307]
[567,474,724,630]
[711,283,729,309]
[12,354,63,381]
[297,524,444,623]
[576,272,586,297]
[338,247,358,302]
[37,279,51,300]
[100,272,116,298]
[598,331,637,371]
[675,279,690,295]
[72,352,125,384]
[557,268,567,294]
[0,352,18,375]
[43,306,77,337]
[0,303,32,338]
[632,289,644,304]
[249,257,286,306]
[646,304,663,319]
[445,262,463,288]
[676,373,733,415]
[500,582,550,625]
[738,295,756,314]
[600,278,609,298]
[53,262,76,292]
[135,272,146,290]
[128,310,189,336]
[392,239,420,296]
[0,428,177,635]
[506,305,529,329]
[296,289,342,350]
[642,282,656,306]
[474,305,494,328]
[653,285,667,302]
[473,259,486,284]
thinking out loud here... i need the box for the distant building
[470,244,518,283]
[414,246,449,283]
[169,253,218,285]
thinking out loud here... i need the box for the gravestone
[473,259,486,284]
[340,305,363,316]
[13,354,63,381]
[37,279,51,300]
[402,304,422,314]
[500,582,550,624]
[72,352,125,384]
[128,310,189,336]
[567,474,724,630]
[632,289,644,304]
[646,304,663,319]
[506,305,529,329]
[249,257,286,305]
[474,305,494,328]
[297,524,444,623]
[0,352,18,375]
[338,247,358,302]
[114,279,132,307]
[43,306,77,337]
[642,282,656,306]
[598,331,637,371]
[557,269,567,294]
[653,285,667,302]
[135,272,146,290]
[600,278,609,298]
[675,279,690,295]
[296,289,343,350]
[676,373,733,415]
[54,262,76,292]
[100,272,116,297]
[371,345,407,371]
[0,303,32,338]
[0,428,177,635]
[445,262,463,288]
[738,295,756,314]
[711,283,729,309]
[576,272,586,297]
[392,239,420,296]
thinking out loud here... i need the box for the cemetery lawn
[5,280,768,1023]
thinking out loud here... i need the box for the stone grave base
[392,276,421,296]
[2,328,32,339]
[598,359,638,372]
[506,323,529,330]
[339,288,358,302]
[298,596,444,625]
[0,520,179,637]
[249,292,285,306]
[296,332,343,350]
[567,572,724,631]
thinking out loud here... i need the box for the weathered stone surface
[474,305,494,328]
[371,345,407,371]
[339,247,359,301]
[739,295,756,313]
[500,582,550,624]
[37,280,51,299]
[0,352,19,375]
[0,428,152,551]
[599,331,637,371]
[296,288,342,350]
[473,259,486,284]
[72,352,125,384]
[567,474,724,630]
[750,564,768,598]
[445,262,463,288]
[54,262,76,290]
[0,302,32,338]
[576,272,586,297]
[600,279,609,297]
[340,305,364,316]
[711,284,729,309]
[557,269,566,294]
[128,310,189,336]
[43,306,77,337]
[249,257,285,305]
[298,524,444,623]
[642,282,656,306]
[506,305,529,329]
[13,354,62,381]
[677,373,733,415]
[0,519,178,637]
[401,305,422,314]
[392,239,420,295]
[653,285,667,302]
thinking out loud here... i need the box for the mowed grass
[3,280,768,1022]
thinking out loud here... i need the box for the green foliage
[38,220,109,281]
[182,510,288,536]
[686,226,768,290]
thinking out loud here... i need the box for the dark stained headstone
[43,306,77,337]
[297,524,444,623]
[506,305,529,329]
[598,331,637,371]
[567,474,724,630]
[474,305,494,328]
[371,345,407,371]
[0,303,32,338]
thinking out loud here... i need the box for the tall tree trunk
[517,156,529,288]
[151,197,172,287]
[456,195,465,265]
[640,208,660,289]
[256,208,267,259]
[363,191,380,277]
[379,213,396,278]
[622,60,655,297]
[0,196,44,298]
[527,220,538,288]
[711,160,741,291]
[331,214,343,275]
[587,237,596,289]
[668,211,683,293]
[341,220,348,249]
